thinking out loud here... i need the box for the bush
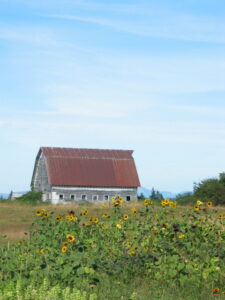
[15,190,43,205]
[175,192,195,205]
[194,172,225,205]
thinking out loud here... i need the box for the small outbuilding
[31,147,140,204]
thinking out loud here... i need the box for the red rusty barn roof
[36,147,140,187]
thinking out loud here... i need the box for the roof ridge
[41,146,133,152]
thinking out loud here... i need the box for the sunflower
[111,196,116,202]
[127,248,136,256]
[131,208,137,214]
[178,234,185,239]
[194,206,200,211]
[123,214,129,221]
[101,214,109,218]
[43,213,49,218]
[206,201,213,208]
[56,216,63,221]
[126,242,132,248]
[82,209,88,216]
[113,200,121,207]
[118,197,123,203]
[40,249,45,254]
[218,215,224,220]
[35,249,39,254]
[82,222,89,227]
[66,234,75,242]
[170,202,177,208]
[66,215,76,221]
[144,199,152,206]
[35,210,42,216]
[93,217,99,224]
[116,224,122,229]
[61,246,68,253]
[197,200,203,206]
[63,241,68,246]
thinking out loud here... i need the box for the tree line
[139,172,225,206]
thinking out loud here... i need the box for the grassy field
[0,200,225,300]
[0,201,147,245]
[0,201,224,245]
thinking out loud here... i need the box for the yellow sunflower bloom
[194,206,200,211]
[127,249,136,256]
[144,199,152,206]
[131,208,137,214]
[206,201,213,208]
[56,216,63,221]
[93,217,99,224]
[40,249,45,254]
[82,209,88,216]
[101,214,109,218]
[66,234,75,242]
[116,224,122,229]
[123,214,129,221]
[197,200,203,206]
[42,213,49,218]
[66,215,76,221]
[178,234,185,239]
[113,200,121,207]
[61,246,68,253]
[126,242,132,248]
[170,202,177,208]
[35,210,42,216]
[118,197,123,203]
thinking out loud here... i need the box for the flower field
[0,198,225,299]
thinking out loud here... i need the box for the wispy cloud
[0,25,56,45]
[173,104,225,116]
[44,13,225,43]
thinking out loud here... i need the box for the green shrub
[15,190,43,205]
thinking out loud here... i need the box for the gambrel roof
[32,147,140,188]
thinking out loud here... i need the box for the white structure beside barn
[31,147,140,204]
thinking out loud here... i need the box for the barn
[31,147,140,204]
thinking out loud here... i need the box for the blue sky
[0,0,225,193]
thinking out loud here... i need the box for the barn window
[126,196,131,201]
[81,194,87,200]
[59,194,64,200]
[70,194,75,200]
[92,195,98,201]
[104,195,109,201]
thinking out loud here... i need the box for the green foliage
[137,192,145,201]
[0,200,225,299]
[0,279,97,300]
[175,192,195,205]
[15,190,43,205]
[150,188,164,200]
[194,172,225,205]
